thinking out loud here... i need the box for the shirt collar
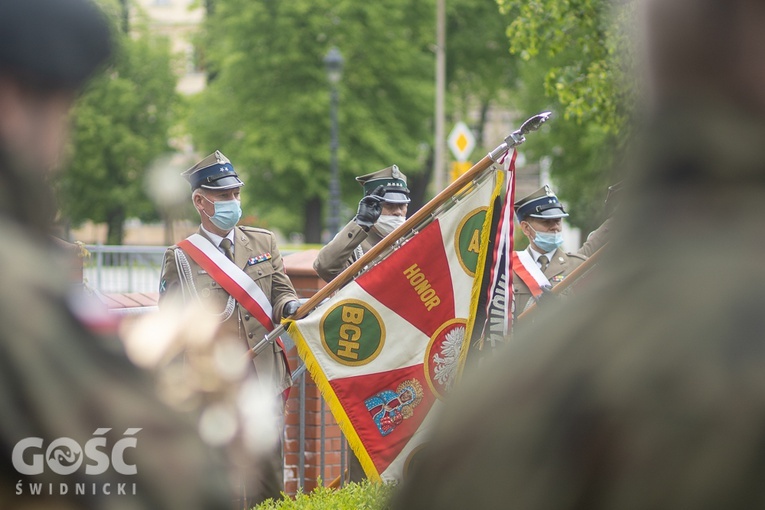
[528,246,556,262]
[200,225,235,253]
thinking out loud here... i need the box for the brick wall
[278,250,349,494]
[283,350,347,494]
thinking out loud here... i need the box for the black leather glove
[283,300,300,318]
[354,185,386,231]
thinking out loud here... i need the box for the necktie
[538,255,549,272]
[220,238,234,262]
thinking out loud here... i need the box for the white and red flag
[284,169,502,482]
[471,149,516,355]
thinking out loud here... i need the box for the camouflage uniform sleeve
[267,231,298,322]
[313,219,368,282]
[0,234,231,508]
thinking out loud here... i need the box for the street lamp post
[324,47,344,238]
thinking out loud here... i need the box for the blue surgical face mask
[202,195,242,231]
[530,225,563,252]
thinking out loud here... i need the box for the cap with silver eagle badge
[514,185,569,222]
[181,150,244,191]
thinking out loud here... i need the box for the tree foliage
[190,0,435,242]
[445,0,517,150]
[56,0,633,243]
[58,7,179,245]
[499,0,635,134]
[495,0,637,233]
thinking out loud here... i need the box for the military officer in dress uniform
[577,181,622,258]
[512,185,586,316]
[313,164,410,482]
[159,150,300,505]
[313,164,410,282]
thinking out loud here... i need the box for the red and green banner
[284,169,502,482]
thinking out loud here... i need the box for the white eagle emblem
[432,325,465,393]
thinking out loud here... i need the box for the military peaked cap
[514,185,569,222]
[181,150,244,191]
[0,0,112,90]
[356,165,410,204]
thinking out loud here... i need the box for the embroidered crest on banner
[424,318,466,399]
[365,379,424,436]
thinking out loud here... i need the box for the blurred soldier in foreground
[159,151,300,505]
[313,164,410,482]
[393,0,765,508]
[313,164,410,282]
[512,185,586,316]
[0,0,231,508]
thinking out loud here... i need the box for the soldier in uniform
[313,164,410,482]
[392,0,765,508]
[313,165,410,282]
[0,0,232,508]
[512,185,586,316]
[159,150,300,505]
[577,181,622,258]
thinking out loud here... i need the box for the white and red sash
[178,233,276,333]
[512,250,551,298]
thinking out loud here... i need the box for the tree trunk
[476,99,490,149]
[407,151,434,216]
[163,213,174,246]
[303,196,323,244]
[106,208,126,245]
[119,0,129,33]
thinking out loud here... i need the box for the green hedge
[255,480,395,510]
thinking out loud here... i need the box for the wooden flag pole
[248,111,552,358]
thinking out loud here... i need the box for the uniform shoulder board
[238,226,272,235]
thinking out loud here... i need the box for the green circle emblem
[320,299,385,366]
[455,207,487,277]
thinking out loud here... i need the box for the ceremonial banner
[468,150,516,356]
[285,170,501,482]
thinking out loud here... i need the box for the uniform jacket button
[244,314,251,321]
[248,332,254,339]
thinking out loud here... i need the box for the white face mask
[374,214,405,236]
